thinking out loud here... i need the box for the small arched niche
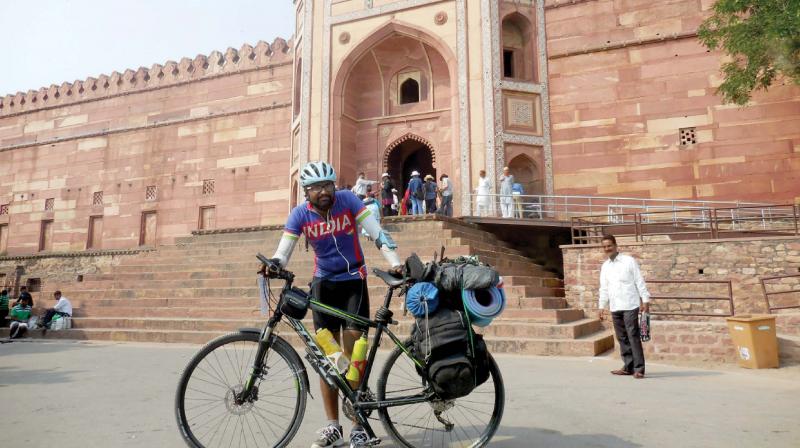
[399,76,420,104]
[501,13,537,82]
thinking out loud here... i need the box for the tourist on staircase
[268,161,403,448]
[499,166,515,218]
[598,234,651,379]
[424,174,438,214]
[438,174,453,217]
[351,172,377,200]
[390,188,400,216]
[380,173,394,217]
[407,171,424,215]
[475,170,491,216]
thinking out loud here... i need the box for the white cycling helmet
[300,161,337,187]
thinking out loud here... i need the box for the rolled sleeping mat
[406,282,440,318]
[462,283,506,327]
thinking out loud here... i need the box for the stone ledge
[0,248,153,261]
[189,214,482,237]
[561,234,800,249]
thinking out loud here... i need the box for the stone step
[66,316,601,339]
[155,236,480,253]
[112,248,546,272]
[71,304,580,322]
[507,297,568,310]
[486,330,616,356]
[1,327,616,356]
[73,273,561,292]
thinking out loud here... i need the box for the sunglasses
[305,182,336,193]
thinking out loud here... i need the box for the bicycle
[175,254,505,447]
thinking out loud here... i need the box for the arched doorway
[386,139,436,194]
[508,154,542,195]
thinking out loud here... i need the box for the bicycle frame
[243,273,433,441]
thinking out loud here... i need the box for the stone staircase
[7,216,614,356]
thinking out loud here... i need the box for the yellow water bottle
[346,334,369,383]
[315,328,350,373]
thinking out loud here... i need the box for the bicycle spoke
[178,334,306,448]
[379,345,503,448]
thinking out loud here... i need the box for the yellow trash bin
[726,315,779,369]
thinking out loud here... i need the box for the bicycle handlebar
[256,253,294,281]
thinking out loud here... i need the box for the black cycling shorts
[311,278,370,332]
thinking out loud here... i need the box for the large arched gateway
[330,22,457,200]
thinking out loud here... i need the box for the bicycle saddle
[373,268,405,287]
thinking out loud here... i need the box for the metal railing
[466,193,769,222]
[571,204,799,244]
[648,280,735,317]
[760,273,800,314]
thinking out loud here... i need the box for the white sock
[327,420,340,429]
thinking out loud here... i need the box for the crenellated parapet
[0,38,292,117]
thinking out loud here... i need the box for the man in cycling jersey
[269,161,402,448]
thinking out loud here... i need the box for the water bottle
[315,328,350,374]
[346,334,369,383]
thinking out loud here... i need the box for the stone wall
[0,40,294,255]
[563,236,800,315]
[563,237,800,363]
[544,0,800,203]
[0,250,145,311]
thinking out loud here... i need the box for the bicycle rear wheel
[175,332,307,448]
[376,340,505,448]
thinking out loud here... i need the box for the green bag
[10,305,31,321]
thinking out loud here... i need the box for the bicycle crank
[342,389,375,421]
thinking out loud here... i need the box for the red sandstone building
[1,0,799,256]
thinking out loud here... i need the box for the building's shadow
[489,426,642,448]
[0,338,97,357]
[0,366,83,385]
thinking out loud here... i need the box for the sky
[0,0,295,96]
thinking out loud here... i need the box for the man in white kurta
[598,234,650,378]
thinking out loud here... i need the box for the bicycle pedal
[351,437,381,447]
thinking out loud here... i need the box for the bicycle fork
[236,316,281,405]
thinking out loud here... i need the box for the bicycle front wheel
[376,340,505,448]
[175,332,307,448]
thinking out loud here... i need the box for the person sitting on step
[39,290,73,330]
[8,296,33,339]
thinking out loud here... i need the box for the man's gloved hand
[259,258,283,275]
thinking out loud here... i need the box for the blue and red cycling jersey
[283,190,372,281]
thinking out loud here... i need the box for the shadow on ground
[643,370,721,379]
[0,338,98,357]
[0,365,85,385]
[482,426,641,448]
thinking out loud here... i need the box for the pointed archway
[384,134,436,194]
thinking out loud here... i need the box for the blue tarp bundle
[407,279,506,326]
[406,282,440,317]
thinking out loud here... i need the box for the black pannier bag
[280,287,309,320]
[412,308,490,400]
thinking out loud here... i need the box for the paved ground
[0,339,798,448]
